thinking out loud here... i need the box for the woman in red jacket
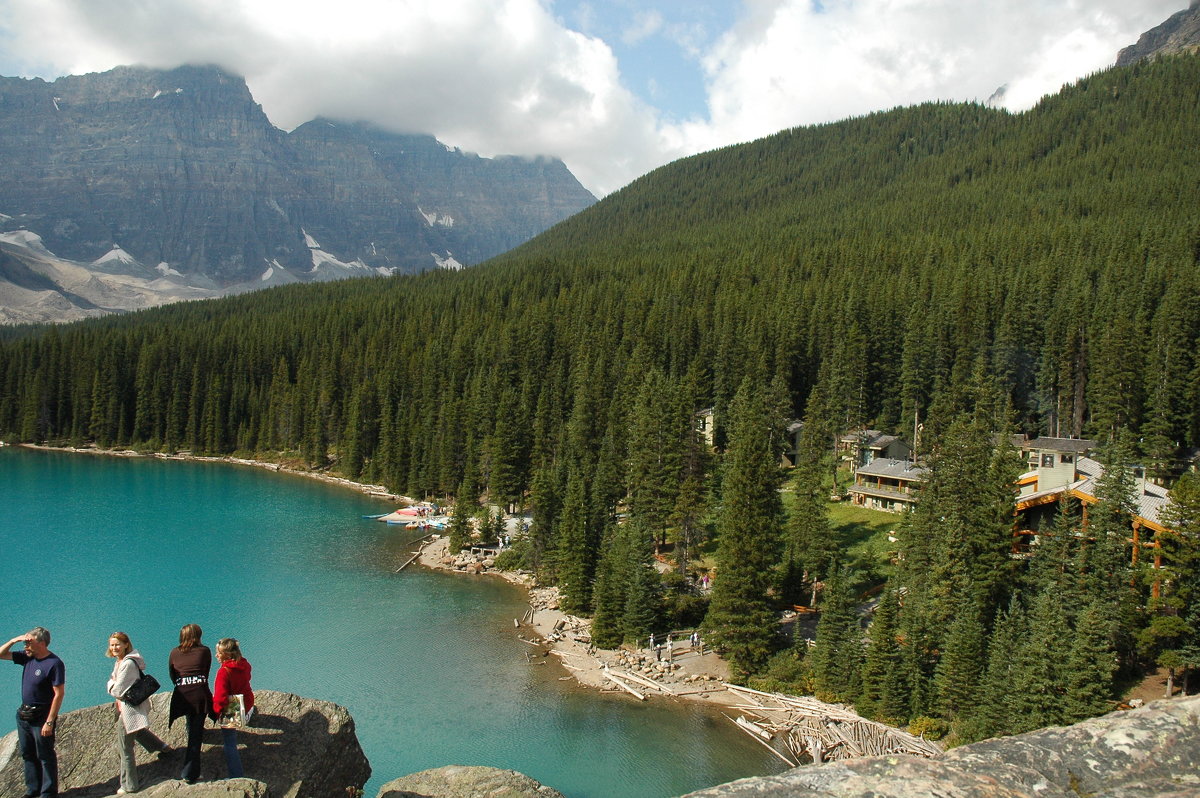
[212,638,254,779]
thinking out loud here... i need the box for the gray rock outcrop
[377,765,564,798]
[681,694,1200,797]
[0,690,369,797]
[1117,2,1200,66]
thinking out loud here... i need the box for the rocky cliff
[0,690,370,797]
[1117,2,1200,66]
[0,64,595,320]
[682,694,1200,798]
[3,691,1196,797]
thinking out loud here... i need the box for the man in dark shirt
[3,627,66,798]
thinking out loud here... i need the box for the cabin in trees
[693,408,804,467]
[1013,437,1172,570]
[838,429,913,468]
[779,420,805,467]
[694,407,715,449]
[848,458,928,512]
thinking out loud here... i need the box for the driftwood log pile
[722,683,942,767]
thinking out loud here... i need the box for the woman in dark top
[168,623,213,784]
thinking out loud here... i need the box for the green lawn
[828,500,902,580]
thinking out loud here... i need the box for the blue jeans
[221,727,243,778]
[16,708,58,796]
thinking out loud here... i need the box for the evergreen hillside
[3,53,1200,742]
[3,55,1195,478]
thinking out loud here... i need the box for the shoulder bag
[121,661,161,705]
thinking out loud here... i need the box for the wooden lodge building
[844,433,1175,583]
[848,457,928,512]
[1013,437,1172,575]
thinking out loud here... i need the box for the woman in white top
[106,632,170,794]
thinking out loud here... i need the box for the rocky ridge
[682,694,1200,798]
[0,64,595,322]
[1117,2,1200,66]
[0,690,370,797]
[1,688,1197,797]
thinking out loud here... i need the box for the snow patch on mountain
[418,207,455,228]
[432,252,464,271]
[309,248,369,273]
[302,228,321,249]
[93,246,139,267]
[0,230,47,248]
[156,262,183,277]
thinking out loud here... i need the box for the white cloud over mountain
[0,0,1184,196]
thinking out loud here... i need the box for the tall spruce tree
[589,523,626,648]
[1063,596,1118,722]
[808,566,864,703]
[1007,587,1072,734]
[782,460,837,607]
[555,466,595,615]
[856,584,909,724]
[932,596,987,734]
[702,378,784,680]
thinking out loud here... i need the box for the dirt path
[417,534,742,706]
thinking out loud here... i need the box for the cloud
[621,9,664,45]
[0,0,1187,197]
[674,0,1182,155]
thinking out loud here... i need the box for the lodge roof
[854,457,928,480]
[1024,437,1098,454]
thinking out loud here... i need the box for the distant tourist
[3,626,65,798]
[168,623,213,784]
[106,631,170,793]
[213,637,255,779]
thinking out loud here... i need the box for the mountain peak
[0,64,594,321]
[1116,3,1200,67]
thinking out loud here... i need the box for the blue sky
[555,1,742,122]
[0,1,1186,195]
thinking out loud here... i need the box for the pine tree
[1063,597,1117,722]
[963,599,1022,741]
[857,585,909,724]
[589,524,626,649]
[623,545,663,645]
[808,566,863,702]
[932,597,986,732]
[626,369,683,549]
[702,378,784,680]
[781,460,836,606]
[447,474,477,554]
[555,466,594,615]
[1007,588,1071,734]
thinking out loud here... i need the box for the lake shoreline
[19,443,742,711]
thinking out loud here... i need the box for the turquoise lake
[0,447,782,796]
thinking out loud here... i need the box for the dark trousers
[220,727,244,778]
[16,709,58,796]
[179,709,205,783]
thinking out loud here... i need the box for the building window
[1041,454,1054,468]
[1060,454,1073,464]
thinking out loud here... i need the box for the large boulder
[377,765,564,798]
[0,690,369,797]
[681,694,1200,797]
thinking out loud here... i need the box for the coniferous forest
[3,55,1200,744]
